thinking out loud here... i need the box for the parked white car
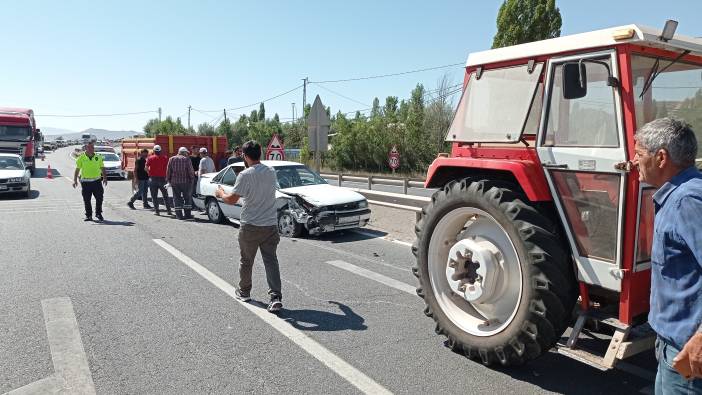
[97,152,127,179]
[0,153,31,197]
[193,160,371,237]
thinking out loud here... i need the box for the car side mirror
[563,62,587,99]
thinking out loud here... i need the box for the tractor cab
[417,23,702,369]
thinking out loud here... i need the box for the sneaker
[166,209,173,216]
[154,210,160,216]
[84,216,93,222]
[235,289,251,302]
[96,214,104,222]
[127,201,136,210]
[144,203,153,209]
[267,297,283,313]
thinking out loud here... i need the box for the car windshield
[0,126,31,141]
[100,153,120,161]
[0,157,24,170]
[275,165,327,188]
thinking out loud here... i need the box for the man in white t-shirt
[216,140,282,313]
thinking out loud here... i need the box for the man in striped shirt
[167,147,195,220]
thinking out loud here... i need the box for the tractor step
[557,310,656,370]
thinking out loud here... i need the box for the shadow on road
[316,228,388,244]
[32,167,62,179]
[0,190,41,200]
[250,300,367,332]
[92,219,135,226]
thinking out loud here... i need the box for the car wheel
[278,210,302,238]
[206,198,226,224]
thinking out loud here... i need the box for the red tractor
[414,22,702,369]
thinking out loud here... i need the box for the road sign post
[388,145,400,173]
[266,133,285,161]
[307,95,330,172]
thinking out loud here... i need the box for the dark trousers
[129,179,149,205]
[149,177,171,212]
[81,180,103,217]
[171,183,192,216]
[238,224,281,298]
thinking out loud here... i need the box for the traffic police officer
[73,142,108,221]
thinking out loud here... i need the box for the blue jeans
[129,179,149,205]
[655,337,702,394]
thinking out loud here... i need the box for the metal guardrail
[320,173,426,195]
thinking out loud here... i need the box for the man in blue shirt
[633,118,702,393]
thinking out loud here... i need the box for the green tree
[258,103,266,121]
[492,0,562,49]
[215,118,232,144]
[197,122,215,136]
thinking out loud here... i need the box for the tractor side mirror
[563,63,587,99]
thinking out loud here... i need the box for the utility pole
[187,105,191,130]
[158,107,162,122]
[302,78,308,119]
[223,109,227,123]
[291,102,296,124]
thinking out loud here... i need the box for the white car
[0,153,31,198]
[193,160,371,237]
[97,152,127,179]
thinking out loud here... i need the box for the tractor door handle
[543,163,569,169]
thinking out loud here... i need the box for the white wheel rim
[427,207,522,337]
[279,214,294,236]
[208,201,220,221]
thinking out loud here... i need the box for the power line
[35,110,157,118]
[310,62,464,84]
[198,84,304,113]
[313,84,371,107]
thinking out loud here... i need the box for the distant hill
[43,127,144,141]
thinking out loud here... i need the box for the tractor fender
[425,157,552,202]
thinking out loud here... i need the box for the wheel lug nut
[459,284,467,292]
[448,260,456,268]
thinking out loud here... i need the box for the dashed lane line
[153,238,393,395]
[326,260,416,295]
[351,229,414,248]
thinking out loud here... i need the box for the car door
[217,168,242,219]
[536,50,628,292]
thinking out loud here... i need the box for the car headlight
[358,200,368,208]
[9,177,25,183]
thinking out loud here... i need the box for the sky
[1,0,700,134]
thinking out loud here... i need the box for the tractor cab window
[631,55,702,161]
[447,62,544,142]
[544,58,619,147]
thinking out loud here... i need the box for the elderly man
[632,118,702,393]
[167,146,195,220]
[73,142,107,221]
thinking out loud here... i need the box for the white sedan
[0,153,31,198]
[193,160,371,237]
[97,152,127,179]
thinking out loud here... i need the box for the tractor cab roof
[466,24,702,67]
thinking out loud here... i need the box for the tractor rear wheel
[413,179,576,366]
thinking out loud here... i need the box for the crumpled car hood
[280,184,365,207]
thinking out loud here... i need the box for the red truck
[0,108,42,174]
[120,135,229,175]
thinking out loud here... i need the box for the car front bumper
[104,168,126,178]
[290,208,371,235]
[0,182,29,193]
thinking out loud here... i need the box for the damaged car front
[271,162,371,237]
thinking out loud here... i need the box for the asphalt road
[1,147,657,394]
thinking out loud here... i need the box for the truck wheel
[413,179,575,366]
[278,210,302,238]
[206,198,227,224]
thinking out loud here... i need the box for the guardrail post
[368,175,372,190]
[338,173,343,187]
[403,178,408,195]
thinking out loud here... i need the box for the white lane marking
[351,229,413,248]
[326,260,416,295]
[153,239,392,395]
[42,297,96,395]
[293,237,409,273]
[5,374,65,395]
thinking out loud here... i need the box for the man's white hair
[635,117,697,167]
